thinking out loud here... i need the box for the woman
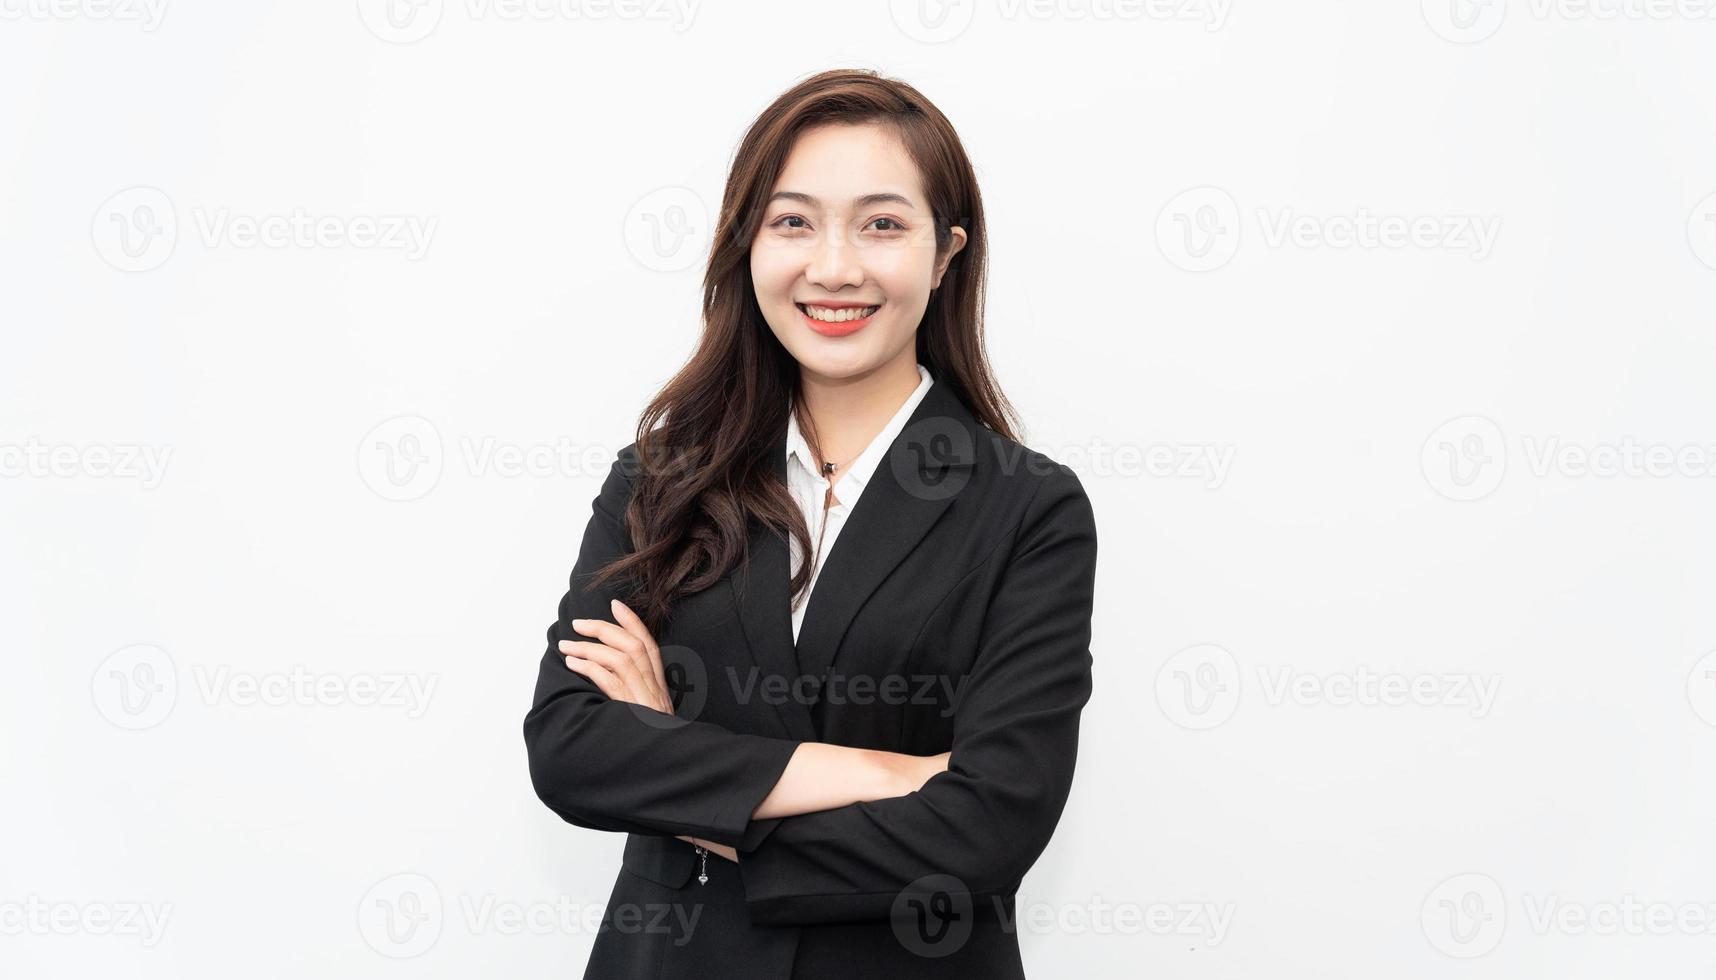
[523,68,1098,979]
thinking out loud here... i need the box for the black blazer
[523,377,1098,980]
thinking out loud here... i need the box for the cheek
[748,242,791,298]
[870,248,934,299]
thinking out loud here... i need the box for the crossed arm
[555,597,950,863]
[523,446,1095,925]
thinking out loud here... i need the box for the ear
[930,225,968,290]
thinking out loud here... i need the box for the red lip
[799,303,877,337]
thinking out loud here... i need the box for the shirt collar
[786,362,934,504]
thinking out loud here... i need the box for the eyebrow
[767,191,918,210]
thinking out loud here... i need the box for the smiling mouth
[796,302,882,323]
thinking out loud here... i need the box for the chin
[793,348,878,380]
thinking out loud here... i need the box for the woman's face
[749,121,966,384]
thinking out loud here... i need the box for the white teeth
[801,304,880,323]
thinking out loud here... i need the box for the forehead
[770,122,925,208]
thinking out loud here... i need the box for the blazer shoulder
[612,439,640,471]
[972,427,1096,544]
[581,441,644,530]
[975,427,1088,499]
[601,440,648,493]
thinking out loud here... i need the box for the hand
[558,599,673,716]
[676,835,738,863]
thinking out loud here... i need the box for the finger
[610,599,668,695]
[563,642,670,714]
[569,617,643,656]
[581,606,665,709]
[560,641,652,705]
[561,655,622,699]
[570,616,656,695]
[604,601,665,700]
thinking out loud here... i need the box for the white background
[4,0,1716,977]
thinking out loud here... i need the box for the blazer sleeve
[735,463,1097,925]
[523,443,803,847]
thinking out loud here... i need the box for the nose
[804,225,865,292]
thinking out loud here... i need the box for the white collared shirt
[785,362,934,643]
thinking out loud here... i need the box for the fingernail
[571,618,586,627]
[558,640,572,651]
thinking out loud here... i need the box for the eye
[868,217,906,232]
[771,215,809,231]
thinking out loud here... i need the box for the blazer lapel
[730,444,818,741]
[731,378,981,733]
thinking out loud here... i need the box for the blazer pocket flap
[620,833,696,889]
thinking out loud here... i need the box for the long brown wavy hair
[591,68,1021,634]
